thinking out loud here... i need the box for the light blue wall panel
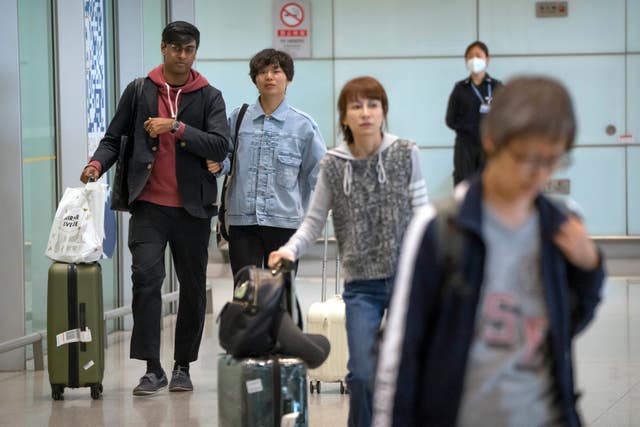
[195,1,272,59]
[489,55,625,145]
[479,0,625,54]
[628,146,640,234]
[629,0,640,51]
[197,60,334,147]
[334,0,476,57]
[285,60,335,146]
[334,58,462,148]
[195,0,333,59]
[142,0,164,72]
[554,147,626,235]
[196,60,257,114]
[419,148,454,202]
[628,55,640,140]
[309,0,334,57]
[190,1,635,237]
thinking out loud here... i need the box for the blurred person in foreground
[373,76,605,427]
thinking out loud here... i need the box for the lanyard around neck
[471,81,491,104]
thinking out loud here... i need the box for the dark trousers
[453,139,485,185]
[128,201,211,363]
[228,225,296,279]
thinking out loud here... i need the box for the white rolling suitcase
[306,213,349,394]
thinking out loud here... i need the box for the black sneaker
[132,372,168,396]
[169,366,193,392]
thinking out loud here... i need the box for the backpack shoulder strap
[433,197,469,297]
[128,77,145,134]
[229,103,249,177]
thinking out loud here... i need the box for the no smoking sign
[280,2,304,27]
[273,0,311,58]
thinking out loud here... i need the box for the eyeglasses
[507,150,571,173]
[167,44,197,55]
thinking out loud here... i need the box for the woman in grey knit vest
[269,76,429,427]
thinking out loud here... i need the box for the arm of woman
[409,144,429,210]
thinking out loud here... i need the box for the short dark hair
[249,49,294,84]
[465,40,489,58]
[337,76,389,144]
[481,76,576,151]
[162,21,200,49]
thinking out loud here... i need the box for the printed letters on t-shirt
[481,292,549,370]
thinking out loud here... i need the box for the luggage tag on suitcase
[56,327,93,347]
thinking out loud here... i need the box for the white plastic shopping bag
[45,182,109,263]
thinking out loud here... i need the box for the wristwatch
[170,120,180,134]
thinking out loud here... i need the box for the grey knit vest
[323,139,414,282]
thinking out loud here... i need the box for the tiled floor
[574,277,640,426]
[0,259,638,426]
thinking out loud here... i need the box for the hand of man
[80,165,99,183]
[268,248,296,269]
[144,117,175,138]
[207,160,222,173]
[553,215,599,270]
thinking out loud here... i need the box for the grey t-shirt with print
[457,204,563,427]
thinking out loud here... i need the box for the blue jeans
[343,277,393,427]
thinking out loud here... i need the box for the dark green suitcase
[47,262,105,400]
[218,355,308,426]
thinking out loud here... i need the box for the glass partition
[18,0,56,341]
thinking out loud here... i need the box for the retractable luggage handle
[320,211,342,303]
[321,216,328,303]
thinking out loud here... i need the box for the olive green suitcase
[47,262,105,400]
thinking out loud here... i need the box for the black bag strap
[128,77,145,136]
[228,103,249,178]
[433,197,469,298]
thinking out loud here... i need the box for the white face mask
[466,57,487,74]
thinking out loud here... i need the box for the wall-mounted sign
[619,134,634,144]
[273,0,311,58]
[535,1,568,18]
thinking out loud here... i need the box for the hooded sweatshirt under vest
[283,133,428,282]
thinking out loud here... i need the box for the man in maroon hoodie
[80,21,230,396]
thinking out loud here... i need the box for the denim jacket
[225,98,326,229]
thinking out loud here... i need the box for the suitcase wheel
[309,380,321,394]
[90,384,103,400]
[340,381,346,395]
[51,384,64,401]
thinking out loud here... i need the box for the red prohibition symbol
[280,2,304,28]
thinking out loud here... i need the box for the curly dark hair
[249,49,294,84]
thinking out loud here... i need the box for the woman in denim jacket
[210,49,326,278]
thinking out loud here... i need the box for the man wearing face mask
[446,41,502,185]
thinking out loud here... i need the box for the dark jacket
[445,74,502,146]
[374,177,605,427]
[91,76,230,218]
